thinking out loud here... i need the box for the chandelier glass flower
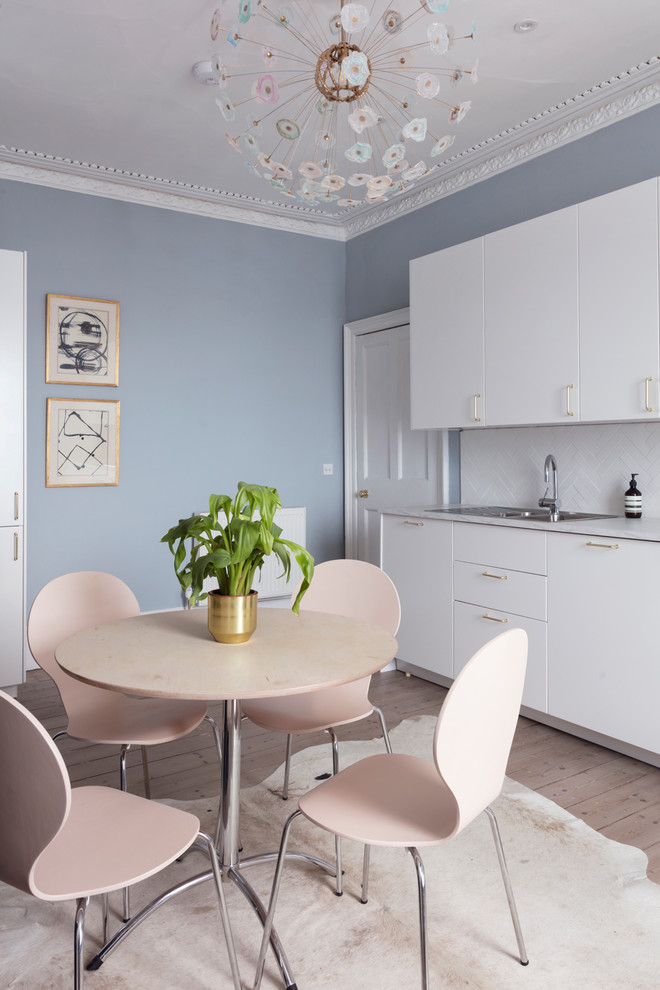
[205,0,478,210]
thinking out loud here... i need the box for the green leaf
[161,482,313,611]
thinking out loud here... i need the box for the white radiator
[200,506,306,601]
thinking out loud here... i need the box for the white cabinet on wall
[409,176,660,430]
[548,532,660,754]
[380,513,453,678]
[578,178,660,422]
[410,237,484,430]
[0,248,25,688]
[484,207,580,426]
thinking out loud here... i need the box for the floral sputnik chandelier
[206,0,478,210]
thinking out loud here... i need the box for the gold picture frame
[46,398,119,487]
[46,294,119,386]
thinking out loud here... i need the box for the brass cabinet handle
[482,613,509,623]
[566,384,575,417]
[404,520,424,526]
[358,490,369,498]
[482,571,507,580]
[586,541,620,550]
[14,492,19,521]
[473,394,481,422]
[645,376,654,413]
[13,533,19,562]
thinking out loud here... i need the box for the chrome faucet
[538,454,561,518]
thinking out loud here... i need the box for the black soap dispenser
[625,473,642,519]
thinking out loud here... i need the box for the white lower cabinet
[381,513,660,757]
[453,524,548,712]
[548,532,660,754]
[0,526,23,686]
[380,513,453,677]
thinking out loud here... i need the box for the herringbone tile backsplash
[460,422,660,517]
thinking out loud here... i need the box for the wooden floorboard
[14,667,660,883]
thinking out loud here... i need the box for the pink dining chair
[27,571,223,919]
[241,558,401,893]
[253,627,530,990]
[0,689,241,990]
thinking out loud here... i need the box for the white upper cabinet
[409,176,660,430]
[0,249,25,527]
[410,237,485,429]
[578,179,660,422]
[484,207,580,426]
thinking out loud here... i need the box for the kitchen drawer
[453,601,547,712]
[454,523,547,574]
[453,560,546,620]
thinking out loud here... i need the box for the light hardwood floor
[16,666,660,883]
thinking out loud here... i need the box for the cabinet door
[380,514,453,677]
[410,238,485,429]
[579,179,660,422]
[548,533,660,754]
[0,249,25,526]
[484,207,579,426]
[453,602,547,712]
[0,526,23,687]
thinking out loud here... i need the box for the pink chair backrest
[0,690,71,896]
[27,571,140,714]
[433,628,528,835]
[293,559,401,636]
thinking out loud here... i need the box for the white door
[345,314,442,565]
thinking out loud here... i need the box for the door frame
[344,309,410,558]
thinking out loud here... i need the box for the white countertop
[381,505,660,542]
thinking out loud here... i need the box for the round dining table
[56,604,398,988]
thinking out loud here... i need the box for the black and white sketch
[46,295,119,386]
[46,398,119,487]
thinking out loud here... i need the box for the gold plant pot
[207,589,258,644]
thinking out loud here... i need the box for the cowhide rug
[1,716,659,989]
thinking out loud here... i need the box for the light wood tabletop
[55,606,398,702]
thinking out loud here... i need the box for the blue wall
[345,103,660,321]
[3,103,659,615]
[0,182,346,611]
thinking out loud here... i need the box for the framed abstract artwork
[46,294,119,386]
[46,398,119,487]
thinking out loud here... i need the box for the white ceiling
[1,0,659,237]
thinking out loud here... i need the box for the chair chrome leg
[119,745,131,922]
[327,728,343,895]
[140,746,151,799]
[52,729,67,743]
[484,806,529,966]
[361,845,370,903]
[202,713,224,848]
[101,892,109,945]
[282,733,293,801]
[253,809,302,990]
[74,897,88,990]
[198,832,242,990]
[408,847,429,990]
[372,705,392,753]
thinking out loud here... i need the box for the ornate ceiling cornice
[0,57,658,242]
[342,60,660,238]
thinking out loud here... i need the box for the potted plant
[161,482,314,644]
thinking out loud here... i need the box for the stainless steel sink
[425,505,616,522]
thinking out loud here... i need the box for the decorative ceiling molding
[0,58,658,242]
[0,150,346,241]
[342,61,660,238]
